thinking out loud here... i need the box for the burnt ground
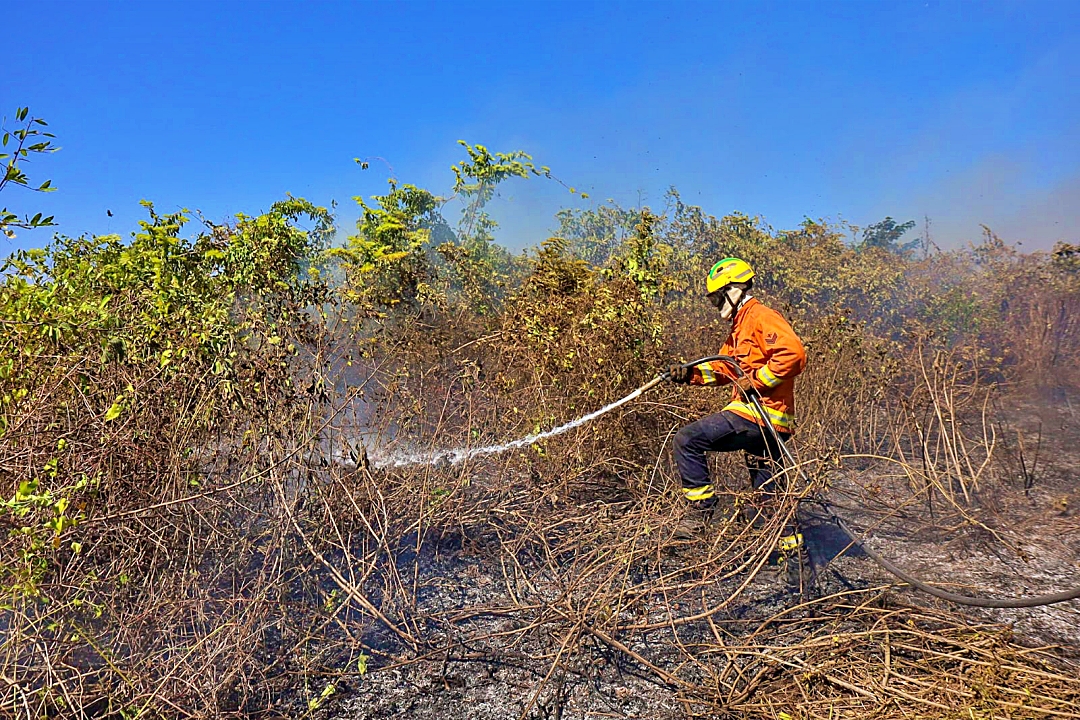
[821,387,1080,647]
[326,537,844,720]
[326,391,1080,720]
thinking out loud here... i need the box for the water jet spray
[369,373,669,469]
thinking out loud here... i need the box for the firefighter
[667,257,809,582]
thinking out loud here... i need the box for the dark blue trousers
[673,411,790,502]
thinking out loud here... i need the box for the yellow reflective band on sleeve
[778,533,803,551]
[756,365,782,388]
[697,365,718,384]
[682,485,715,502]
[723,401,795,432]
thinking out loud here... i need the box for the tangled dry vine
[2,151,1079,718]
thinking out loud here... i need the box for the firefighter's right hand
[667,364,691,384]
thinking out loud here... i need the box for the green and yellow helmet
[706,257,755,295]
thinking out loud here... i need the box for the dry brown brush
[1,176,1078,718]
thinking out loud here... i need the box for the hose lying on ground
[676,355,1080,609]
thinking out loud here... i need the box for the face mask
[717,286,744,320]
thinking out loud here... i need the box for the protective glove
[667,364,692,384]
[734,374,758,397]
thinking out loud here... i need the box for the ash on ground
[327,393,1080,720]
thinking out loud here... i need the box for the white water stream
[368,375,665,469]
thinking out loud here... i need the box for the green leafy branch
[336,141,587,313]
[1,107,59,238]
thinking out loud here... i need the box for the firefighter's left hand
[734,374,758,397]
[667,364,692,384]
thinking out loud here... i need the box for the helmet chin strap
[719,287,750,320]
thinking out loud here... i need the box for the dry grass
[3,228,1079,719]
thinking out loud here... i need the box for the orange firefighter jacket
[689,297,806,434]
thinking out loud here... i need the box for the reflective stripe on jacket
[689,297,806,433]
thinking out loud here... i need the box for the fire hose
[664,355,1080,608]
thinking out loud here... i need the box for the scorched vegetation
[2,138,1079,719]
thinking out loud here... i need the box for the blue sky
[4,0,1079,253]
